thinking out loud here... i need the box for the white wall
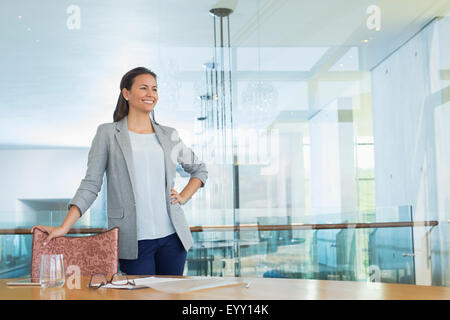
[309,103,342,215]
[309,98,357,217]
[0,147,106,228]
[371,18,449,286]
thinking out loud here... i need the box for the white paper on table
[101,276,248,293]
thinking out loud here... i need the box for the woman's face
[122,74,158,114]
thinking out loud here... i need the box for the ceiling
[0,0,449,147]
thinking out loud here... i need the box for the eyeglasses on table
[88,273,135,289]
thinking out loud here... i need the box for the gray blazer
[68,116,208,259]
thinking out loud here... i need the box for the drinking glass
[40,254,65,288]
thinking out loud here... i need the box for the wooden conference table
[1,276,450,300]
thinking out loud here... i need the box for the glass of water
[40,254,65,288]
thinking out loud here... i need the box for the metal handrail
[190,221,438,232]
[0,220,438,235]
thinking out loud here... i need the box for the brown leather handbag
[31,227,119,279]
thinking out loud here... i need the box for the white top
[128,130,175,240]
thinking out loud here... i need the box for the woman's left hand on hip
[170,188,187,205]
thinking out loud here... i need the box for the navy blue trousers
[119,233,187,276]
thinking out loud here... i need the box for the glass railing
[0,206,442,285]
[0,209,106,279]
[185,205,442,284]
[0,234,32,278]
[186,223,420,283]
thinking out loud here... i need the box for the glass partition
[184,207,424,284]
[0,234,32,278]
[0,206,435,284]
[1,1,450,287]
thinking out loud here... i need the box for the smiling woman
[31,66,208,277]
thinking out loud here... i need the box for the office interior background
[1,0,450,287]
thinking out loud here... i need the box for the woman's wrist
[60,205,81,234]
[59,223,71,234]
[179,192,189,205]
[178,178,201,204]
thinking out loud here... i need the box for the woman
[31,67,208,276]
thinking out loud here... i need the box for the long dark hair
[113,67,158,123]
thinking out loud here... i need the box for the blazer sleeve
[175,130,208,188]
[67,124,109,216]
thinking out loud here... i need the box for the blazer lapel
[114,117,137,196]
